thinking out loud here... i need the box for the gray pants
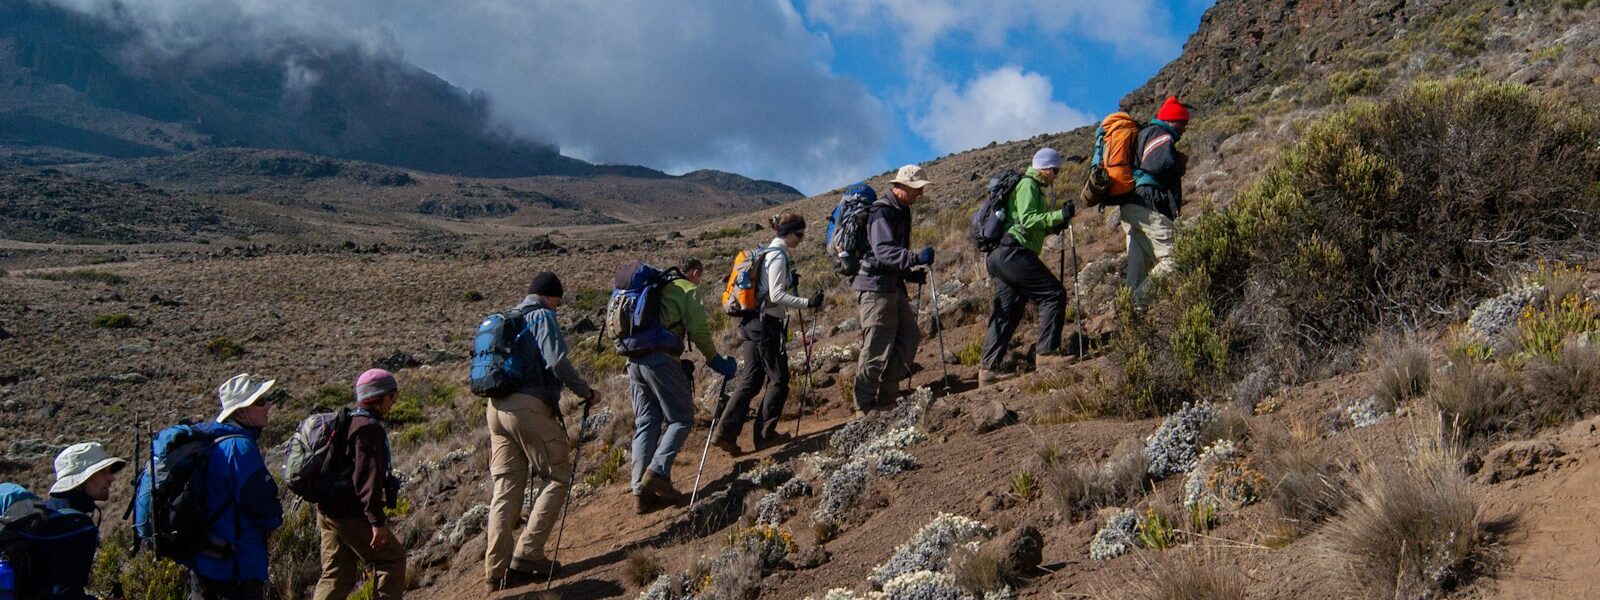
[853,291,921,409]
[628,352,695,492]
[1120,202,1175,306]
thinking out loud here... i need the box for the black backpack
[825,183,878,277]
[469,307,531,398]
[0,483,94,597]
[133,423,239,562]
[282,407,357,504]
[969,169,1024,252]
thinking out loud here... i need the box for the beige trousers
[311,513,406,600]
[1120,202,1175,305]
[853,291,920,409]
[483,392,572,583]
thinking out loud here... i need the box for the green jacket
[662,278,718,360]
[1005,166,1064,255]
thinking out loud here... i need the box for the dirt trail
[1479,419,1600,599]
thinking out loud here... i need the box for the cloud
[39,0,892,194]
[913,66,1092,154]
[803,0,1183,63]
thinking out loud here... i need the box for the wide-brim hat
[889,164,931,189]
[51,442,126,495]
[217,373,276,423]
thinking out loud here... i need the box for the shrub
[308,384,354,409]
[205,336,245,360]
[1371,339,1431,412]
[1324,429,1482,598]
[1133,550,1248,600]
[1430,362,1521,451]
[625,549,666,589]
[1523,343,1600,428]
[463,289,485,302]
[90,529,187,600]
[1136,507,1176,551]
[583,445,628,488]
[1518,292,1599,362]
[1008,469,1037,502]
[32,269,125,285]
[385,396,426,425]
[699,226,744,241]
[269,502,323,600]
[1254,425,1349,530]
[948,545,1010,596]
[93,312,135,328]
[1045,438,1151,520]
[956,340,982,366]
[869,513,993,588]
[1327,68,1381,102]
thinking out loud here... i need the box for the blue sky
[45,0,1214,194]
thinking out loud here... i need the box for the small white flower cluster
[638,572,693,600]
[880,570,966,600]
[809,395,931,524]
[755,479,813,526]
[789,344,860,371]
[740,462,795,489]
[813,459,870,524]
[872,449,919,475]
[868,514,994,588]
[857,427,927,456]
[1467,285,1540,342]
[1088,509,1138,561]
[829,391,929,456]
[1143,402,1220,479]
[1183,440,1238,509]
[1343,395,1388,428]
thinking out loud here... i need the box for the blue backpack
[470,307,531,398]
[606,262,685,358]
[825,183,879,277]
[134,423,239,562]
[1,483,94,596]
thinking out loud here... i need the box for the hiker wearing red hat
[1122,95,1192,305]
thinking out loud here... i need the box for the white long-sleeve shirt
[761,237,810,318]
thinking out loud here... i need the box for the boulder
[981,525,1045,573]
[972,400,1018,434]
[374,350,421,371]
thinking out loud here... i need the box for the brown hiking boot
[978,369,1017,387]
[641,470,686,504]
[634,492,669,514]
[712,437,742,456]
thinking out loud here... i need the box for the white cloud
[40,0,892,194]
[913,66,1092,154]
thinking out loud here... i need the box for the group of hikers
[0,96,1190,599]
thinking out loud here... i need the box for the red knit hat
[1156,96,1190,122]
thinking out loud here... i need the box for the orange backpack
[721,246,775,316]
[1080,112,1141,207]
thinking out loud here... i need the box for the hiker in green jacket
[630,258,736,512]
[979,148,1074,385]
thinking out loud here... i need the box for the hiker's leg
[981,249,1027,370]
[628,359,663,495]
[484,396,531,583]
[319,514,406,600]
[1121,204,1155,295]
[1000,249,1066,355]
[1134,209,1176,305]
[853,291,895,410]
[881,292,922,400]
[516,397,572,565]
[717,318,764,443]
[754,315,790,441]
[637,352,694,480]
[312,512,363,600]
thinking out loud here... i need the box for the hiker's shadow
[506,577,623,599]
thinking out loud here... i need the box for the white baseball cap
[216,373,276,423]
[51,442,126,494]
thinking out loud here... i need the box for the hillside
[2,0,1599,599]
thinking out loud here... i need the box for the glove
[1060,203,1076,222]
[709,355,738,378]
[903,269,927,285]
[916,247,935,265]
[808,291,824,309]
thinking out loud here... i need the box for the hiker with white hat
[979,147,1074,386]
[851,165,935,414]
[188,373,284,600]
[15,442,125,599]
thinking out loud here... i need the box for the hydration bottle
[0,556,17,600]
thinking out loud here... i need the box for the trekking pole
[793,303,814,438]
[1067,223,1088,359]
[546,402,592,590]
[690,377,729,506]
[925,264,953,389]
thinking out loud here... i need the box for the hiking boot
[641,470,686,504]
[712,437,742,456]
[756,432,793,451]
[498,567,541,590]
[511,557,560,578]
[634,491,670,514]
[978,369,1017,387]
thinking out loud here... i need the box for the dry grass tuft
[1323,423,1483,599]
[1133,549,1249,600]
[624,548,666,589]
[1045,438,1150,520]
[1253,423,1348,531]
[1371,338,1432,411]
[948,544,1011,596]
[1429,361,1520,451]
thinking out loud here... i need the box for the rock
[837,318,859,333]
[571,316,599,334]
[922,402,962,433]
[821,356,841,374]
[445,503,490,546]
[740,222,762,233]
[791,546,830,569]
[374,350,421,371]
[980,495,1004,514]
[0,324,10,340]
[981,525,1045,573]
[972,400,1018,434]
[1477,440,1570,484]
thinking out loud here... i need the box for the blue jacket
[188,422,283,582]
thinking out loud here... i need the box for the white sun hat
[216,373,276,423]
[51,442,126,494]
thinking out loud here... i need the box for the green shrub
[583,445,628,488]
[386,396,426,424]
[1136,507,1176,551]
[1326,68,1381,102]
[956,340,982,366]
[570,288,608,313]
[308,384,354,409]
[90,529,187,600]
[699,226,744,241]
[32,269,125,285]
[463,289,486,302]
[93,312,135,328]
[205,336,245,360]
[270,502,322,600]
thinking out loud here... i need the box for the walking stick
[793,303,814,438]
[690,377,729,506]
[1067,223,1088,358]
[546,402,592,590]
[925,264,953,389]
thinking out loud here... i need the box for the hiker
[13,443,125,600]
[713,211,823,454]
[979,148,1074,385]
[629,259,737,513]
[851,165,935,414]
[190,373,285,600]
[311,369,406,600]
[484,272,599,591]
[1121,96,1190,305]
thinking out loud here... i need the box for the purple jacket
[849,194,919,294]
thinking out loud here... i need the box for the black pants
[981,244,1066,370]
[190,575,266,600]
[717,314,789,445]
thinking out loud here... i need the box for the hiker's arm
[350,422,389,527]
[1012,178,1063,234]
[683,290,720,360]
[533,312,595,399]
[1140,134,1182,180]
[868,210,917,272]
[236,446,284,532]
[763,251,810,309]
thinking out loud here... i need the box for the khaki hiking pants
[311,513,406,600]
[1120,202,1175,306]
[484,392,572,583]
[853,290,920,409]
